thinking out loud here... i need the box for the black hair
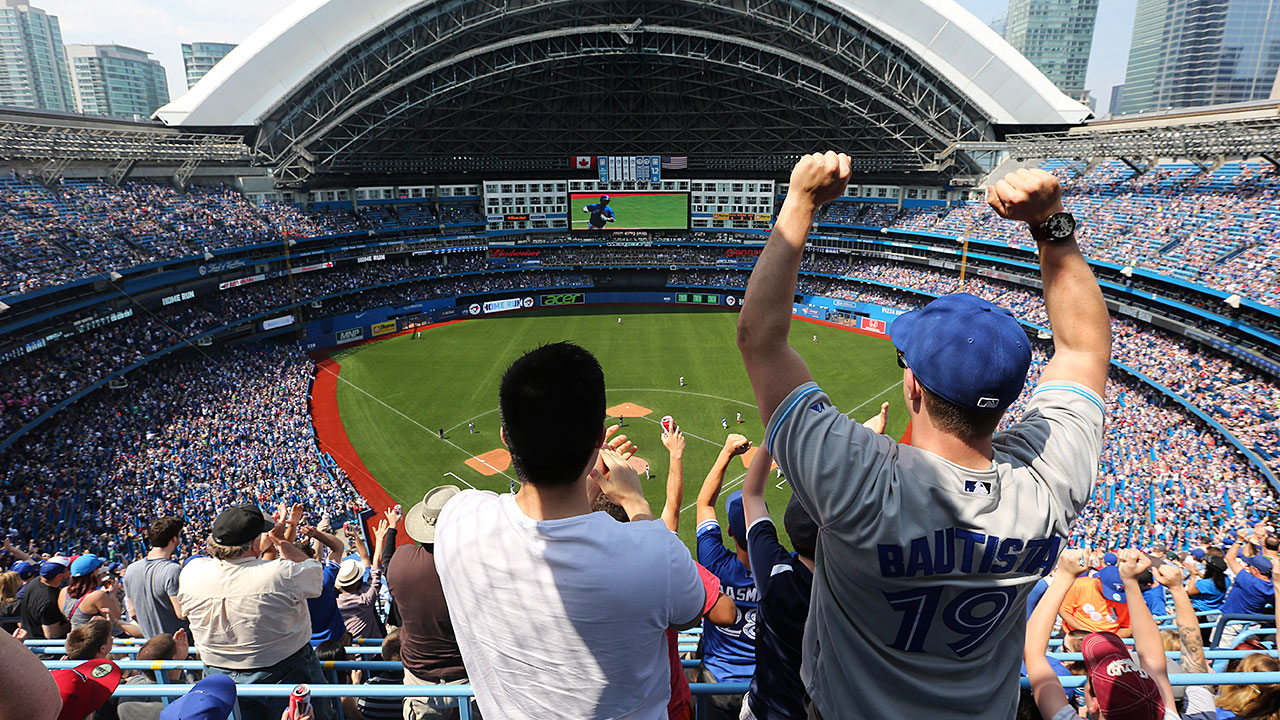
[1204,555,1229,592]
[499,342,605,486]
[922,389,1003,439]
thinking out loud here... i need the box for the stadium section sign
[262,315,295,330]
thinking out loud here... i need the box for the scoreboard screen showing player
[569,192,689,231]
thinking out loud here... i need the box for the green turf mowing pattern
[332,306,907,550]
[570,193,688,230]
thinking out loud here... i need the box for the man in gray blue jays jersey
[736,154,1111,719]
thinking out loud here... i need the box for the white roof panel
[154,0,1090,128]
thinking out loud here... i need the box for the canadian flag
[572,156,595,169]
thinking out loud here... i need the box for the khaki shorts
[402,671,473,720]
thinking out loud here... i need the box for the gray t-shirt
[766,381,1104,720]
[123,557,187,637]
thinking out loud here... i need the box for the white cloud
[40,0,294,104]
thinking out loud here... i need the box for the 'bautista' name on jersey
[877,529,1063,579]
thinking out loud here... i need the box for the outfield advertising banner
[860,317,887,334]
[371,320,398,337]
[570,192,689,231]
[336,327,364,345]
[540,292,586,307]
[482,297,535,314]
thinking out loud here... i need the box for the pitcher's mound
[740,446,776,471]
[606,402,652,418]
[465,448,512,476]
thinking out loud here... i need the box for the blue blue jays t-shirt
[745,517,811,720]
[1221,569,1273,615]
[309,561,348,645]
[1190,576,1230,613]
[1142,585,1168,616]
[1025,577,1050,619]
[696,518,757,682]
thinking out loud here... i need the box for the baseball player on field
[737,154,1110,719]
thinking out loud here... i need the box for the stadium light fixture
[1226,294,1242,309]
[1120,266,1134,278]
[0,301,8,314]
[108,271,123,281]
[203,250,214,261]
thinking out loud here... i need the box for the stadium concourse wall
[293,288,907,352]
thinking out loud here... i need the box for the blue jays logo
[809,401,828,413]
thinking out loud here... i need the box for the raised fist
[787,152,852,209]
[986,168,1064,227]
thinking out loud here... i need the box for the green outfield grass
[570,193,689,230]
[332,306,907,549]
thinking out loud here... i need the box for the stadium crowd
[4,163,1280,720]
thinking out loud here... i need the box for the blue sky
[46,0,1137,115]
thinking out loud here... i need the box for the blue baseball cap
[889,293,1031,412]
[70,554,105,578]
[39,558,69,579]
[725,490,746,541]
[159,674,236,720]
[1189,548,1206,561]
[1096,566,1126,602]
[10,560,37,579]
[1103,552,1118,566]
[1243,555,1273,577]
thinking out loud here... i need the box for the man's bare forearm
[738,200,813,355]
[1040,239,1111,360]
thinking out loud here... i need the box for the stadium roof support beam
[1006,117,1280,164]
[0,117,249,166]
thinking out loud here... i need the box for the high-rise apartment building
[0,0,74,111]
[1118,0,1280,114]
[182,41,236,89]
[1003,0,1100,101]
[65,44,170,119]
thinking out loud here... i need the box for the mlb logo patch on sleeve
[963,480,992,495]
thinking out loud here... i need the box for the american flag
[660,155,687,169]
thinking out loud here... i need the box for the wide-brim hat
[335,558,363,588]
[405,486,461,544]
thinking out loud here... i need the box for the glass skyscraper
[0,0,74,111]
[65,44,170,120]
[1118,0,1280,114]
[1003,0,1101,101]
[182,41,236,89]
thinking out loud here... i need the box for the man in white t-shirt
[435,341,706,720]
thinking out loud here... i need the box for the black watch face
[1046,212,1075,239]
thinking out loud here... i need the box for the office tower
[1004,0,1101,101]
[0,0,74,111]
[65,44,170,119]
[1118,0,1280,114]
[182,41,236,89]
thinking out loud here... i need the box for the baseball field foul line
[322,366,514,479]
[443,471,477,491]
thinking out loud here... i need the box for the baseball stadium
[2,0,1280,717]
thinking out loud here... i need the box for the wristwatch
[1029,212,1076,242]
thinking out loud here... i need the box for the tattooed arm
[1155,564,1206,673]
